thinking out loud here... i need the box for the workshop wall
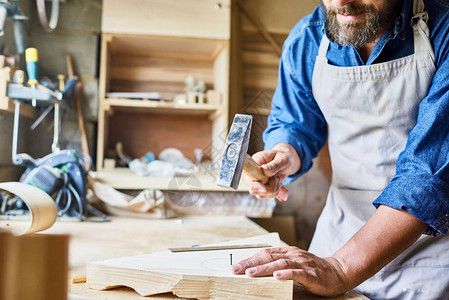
[0,0,101,181]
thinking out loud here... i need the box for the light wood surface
[86,233,293,299]
[55,216,268,299]
[0,66,10,110]
[0,231,69,300]
[0,182,58,235]
[102,0,231,39]
[237,0,282,56]
[240,0,317,34]
[104,98,221,115]
[0,216,368,299]
[91,168,250,191]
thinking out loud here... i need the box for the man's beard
[322,1,402,49]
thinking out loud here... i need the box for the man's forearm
[332,205,428,289]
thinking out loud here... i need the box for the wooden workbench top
[2,216,367,299]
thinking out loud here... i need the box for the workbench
[7,216,368,299]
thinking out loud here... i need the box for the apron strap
[412,0,435,62]
[413,0,425,15]
[317,34,330,59]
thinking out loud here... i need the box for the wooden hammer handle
[243,154,269,184]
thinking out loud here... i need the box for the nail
[258,188,266,193]
[232,264,241,272]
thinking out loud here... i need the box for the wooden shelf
[91,168,249,192]
[97,7,230,172]
[104,98,222,116]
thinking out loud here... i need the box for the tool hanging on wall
[0,0,27,54]
[66,54,89,156]
[3,47,108,222]
[36,0,59,32]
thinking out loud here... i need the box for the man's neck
[358,39,380,63]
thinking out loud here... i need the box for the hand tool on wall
[217,114,287,201]
[0,0,27,54]
[25,47,38,107]
[36,0,59,32]
[66,54,89,156]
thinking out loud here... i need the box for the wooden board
[0,216,368,299]
[102,0,230,39]
[240,0,317,34]
[91,168,251,191]
[87,233,293,299]
[0,231,69,300]
[0,67,10,110]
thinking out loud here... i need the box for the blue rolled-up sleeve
[374,55,449,235]
[263,28,327,185]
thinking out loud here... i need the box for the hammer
[217,114,287,201]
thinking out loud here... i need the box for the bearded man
[232,0,449,298]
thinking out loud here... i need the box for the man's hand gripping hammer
[217,114,287,202]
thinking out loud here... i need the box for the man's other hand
[243,143,301,202]
[231,247,349,297]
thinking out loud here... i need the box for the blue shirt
[264,0,449,235]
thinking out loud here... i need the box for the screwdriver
[25,47,38,107]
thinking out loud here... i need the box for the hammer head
[217,114,253,189]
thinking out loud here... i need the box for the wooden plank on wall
[240,0,318,34]
[0,67,11,110]
[102,0,231,39]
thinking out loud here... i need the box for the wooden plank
[102,0,231,39]
[106,98,220,113]
[242,51,280,66]
[110,34,226,59]
[0,231,69,300]
[0,67,11,110]
[97,35,113,170]
[91,168,250,191]
[242,30,288,53]
[0,215,368,299]
[240,0,317,34]
[237,0,282,56]
[86,233,293,299]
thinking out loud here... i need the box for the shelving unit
[96,0,232,191]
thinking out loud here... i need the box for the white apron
[309,0,449,298]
